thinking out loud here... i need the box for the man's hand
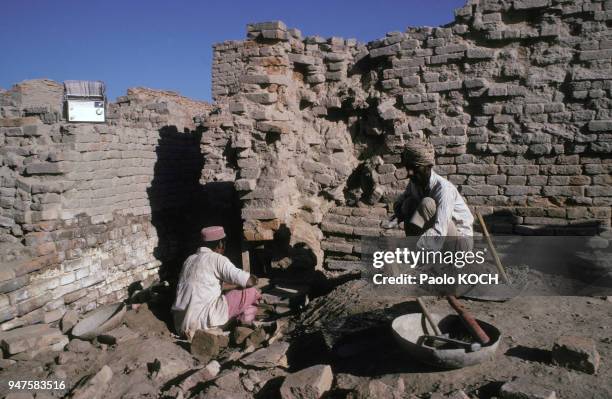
[417,233,444,251]
[246,275,258,288]
[383,216,399,229]
[222,275,259,292]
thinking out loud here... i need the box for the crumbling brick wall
[1,0,612,330]
[0,80,211,330]
[204,0,612,265]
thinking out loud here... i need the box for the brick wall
[206,1,611,265]
[1,0,612,329]
[0,81,211,330]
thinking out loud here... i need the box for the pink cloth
[224,287,261,324]
[201,226,226,241]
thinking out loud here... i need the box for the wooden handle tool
[476,212,510,284]
[416,297,442,336]
[446,295,490,345]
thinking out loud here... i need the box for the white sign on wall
[67,99,105,123]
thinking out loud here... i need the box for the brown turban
[402,137,435,167]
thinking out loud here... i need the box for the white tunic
[400,170,474,238]
[172,247,250,338]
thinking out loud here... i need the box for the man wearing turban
[392,138,474,251]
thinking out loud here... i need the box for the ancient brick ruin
[1,0,611,331]
[208,0,611,266]
[0,82,214,330]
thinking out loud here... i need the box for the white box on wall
[67,99,105,122]
[64,80,106,123]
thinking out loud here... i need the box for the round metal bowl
[391,313,501,369]
[71,302,126,340]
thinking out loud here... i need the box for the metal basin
[391,313,501,369]
[71,302,126,340]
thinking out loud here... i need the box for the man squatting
[393,137,475,252]
[172,226,260,339]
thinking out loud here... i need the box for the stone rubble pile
[0,280,609,398]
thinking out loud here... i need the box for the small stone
[377,100,403,120]
[245,327,267,348]
[239,341,289,369]
[552,335,600,374]
[232,326,254,346]
[499,378,556,399]
[66,338,94,353]
[153,357,191,382]
[242,376,256,392]
[56,351,76,365]
[177,360,221,392]
[191,329,229,363]
[335,373,361,391]
[218,333,230,347]
[70,365,113,399]
[61,310,79,333]
[97,325,139,345]
[280,364,333,399]
[213,368,245,393]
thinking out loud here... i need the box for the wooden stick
[476,212,510,284]
[241,239,250,273]
[446,295,491,345]
[416,297,442,336]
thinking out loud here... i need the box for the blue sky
[1,0,464,102]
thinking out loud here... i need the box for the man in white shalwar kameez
[393,138,474,251]
[172,226,259,339]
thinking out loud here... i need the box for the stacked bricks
[321,206,404,259]
[205,21,373,267]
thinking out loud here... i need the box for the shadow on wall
[147,126,243,287]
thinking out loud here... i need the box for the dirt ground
[297,280,612,398]
[0,279,611,398]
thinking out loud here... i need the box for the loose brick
[0,324,66,355]
[552,335,600,374]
